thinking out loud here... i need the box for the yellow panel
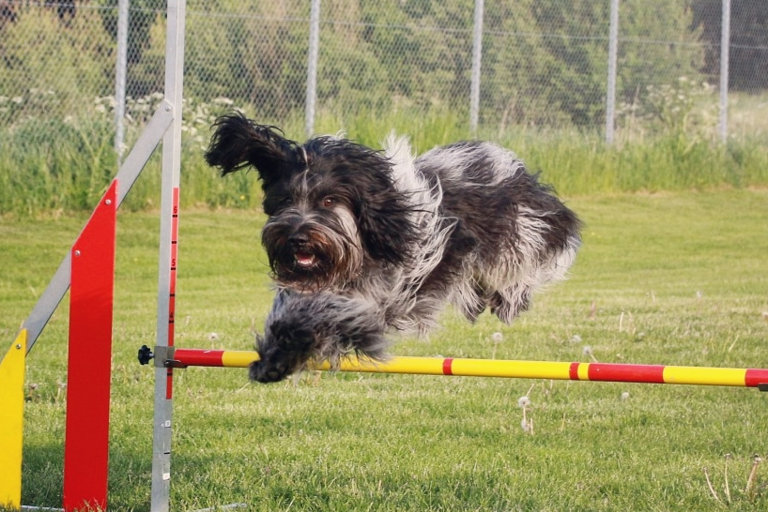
[0,330,26,510]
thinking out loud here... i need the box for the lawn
[2,188,768,511]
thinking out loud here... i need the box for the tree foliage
[692,0,768,91]
[1,0,754,129]
[0,5,113,108]
[97,0,166,97]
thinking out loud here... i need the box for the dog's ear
[205,113,299,185]
[357,194,417,266]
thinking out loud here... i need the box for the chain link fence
[1,0,767,148]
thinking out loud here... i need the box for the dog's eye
[321,196,336,208]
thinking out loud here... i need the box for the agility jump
[137,345,768,389]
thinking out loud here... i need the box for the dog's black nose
[288,232,310,246]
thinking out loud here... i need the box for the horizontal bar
[166,348,768,389]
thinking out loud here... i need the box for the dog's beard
[262,209,364,292]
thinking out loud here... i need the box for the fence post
[115,0,129,160]
[605,0,619,145]
[719,0,731,142]
[469,0,484,136]
[306,0,321,138]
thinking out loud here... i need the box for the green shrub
[0,7,113,125]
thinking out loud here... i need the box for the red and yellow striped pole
[149,347,768,389]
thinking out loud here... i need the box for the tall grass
[0,116,118,215]
[2,100,768,216]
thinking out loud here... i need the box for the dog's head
[205,114,417,291]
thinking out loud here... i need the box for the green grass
[2,189,768,511]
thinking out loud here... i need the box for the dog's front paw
[249,360,292,383]
[250,324,316,383]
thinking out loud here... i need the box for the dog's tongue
[295,251,316,267]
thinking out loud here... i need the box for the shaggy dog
[205,114,581,382]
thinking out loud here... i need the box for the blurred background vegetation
[0,0,767,215]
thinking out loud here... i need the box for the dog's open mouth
[294,250,318,268]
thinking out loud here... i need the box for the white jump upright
[151,0,187,510]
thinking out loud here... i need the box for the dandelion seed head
[491,332,503,343]
[517,396,531,408]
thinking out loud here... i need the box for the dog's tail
[205,112,300,182]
